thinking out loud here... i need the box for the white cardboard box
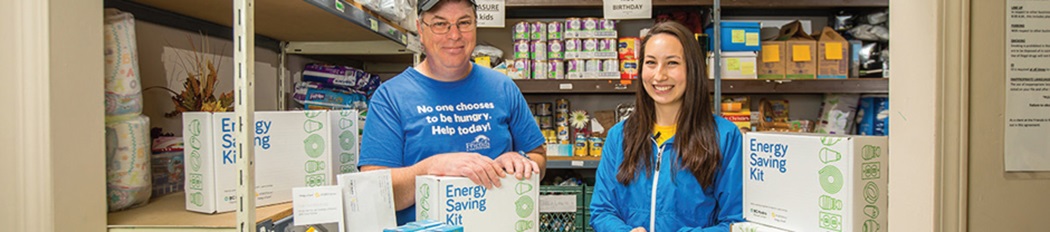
[415,175,539,231]
[743,133,887,232]
[338,170,397,232]
[708,51,759,79]
[731,222,791,232]
[182,110,359,213]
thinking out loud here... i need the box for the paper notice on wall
[603,0,652,20]
[475,0,505,28]
[1005,0,1050,171]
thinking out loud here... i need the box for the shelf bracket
[234,0,257,231]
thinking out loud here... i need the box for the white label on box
[559,83,573,90]
[539,195,577,213]
[571,161,584,167]
[292,186,345,232]
[338,170,396,232]
[743,133,887,232]
[416,175,539,231]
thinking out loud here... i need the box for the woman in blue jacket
[589,21,744,232]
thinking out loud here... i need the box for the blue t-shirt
[359,63,545,225]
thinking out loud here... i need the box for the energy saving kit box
[731,222,791,232]
[182,110,360,213]
[743,133,887,232]
[415,175,539,232]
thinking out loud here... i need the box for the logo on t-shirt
[466,135,491,152]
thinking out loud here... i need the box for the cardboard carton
[743,133,888,232]
[778,21,817,79]
[758,41,787,79]
[708,52,759,79]
[339,170,397,232]
[816,27,849,79]
[182,110,359,213]
[415,175,539,231]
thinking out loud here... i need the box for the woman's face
[641,33,687,109]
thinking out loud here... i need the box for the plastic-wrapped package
[375,0,405,22]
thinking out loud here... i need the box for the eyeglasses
[421,19,476,34]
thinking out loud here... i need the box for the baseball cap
[418,0,477,15]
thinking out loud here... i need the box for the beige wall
[970,0,1050,231]
[889,0,941,230]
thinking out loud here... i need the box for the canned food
[531,41,547,60]
[565,18,582,32]
[566,59,582,76]
[555,112,569,124]
[513,21,530,40]
[548,59,564,79]
[555,98,570,112]
[574,134,589,156]
[513,40,530,59]
[528,103,537,116]
[585,59,601,73]
[599,38,616,53]
[533,60,549,80]
[530,22,547,41]
[582,18,600,31]
[603,59,619,72]
[547,21,564,40]
[564,39,581,53]
[583,39,598,52]
[537,115,554,129]
[556,126,570,144]
[542,129,557,144]
[599,18,616,31]
[588,137,604,157]
[535,102,553,116]
[511,59,531,79]
[548,40,564,59]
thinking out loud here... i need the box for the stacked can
[599,18,617,32]
[513,41,530,59]
[534,102,555,143]
[574,134,589,156]
[621,60,638,80]
[585,59,601,73]
[547,21,564,40]
[582,18,600,32]
[511,59,531,80]
[533,60,549,80]
[530,22,547,41]
[554,99,570,144]
[566,18,582,34]
[602,59,619,72]
[566,59,583,78]
[588,136,604,157]
[599,38,617,53]
[513,21,530,41]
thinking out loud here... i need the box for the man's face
[418,1,476,70]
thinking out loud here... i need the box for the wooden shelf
[128,0,411,45]
[515,79,889,94]
[506,0,887,8]
[107,192,292,231]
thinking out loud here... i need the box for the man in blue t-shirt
[358,0,547,225]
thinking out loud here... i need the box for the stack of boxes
[706,21,761,79]
[759,23,855,79]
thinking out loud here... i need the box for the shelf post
[713,0,722,115]
[234,0,257,231]
[278,41,287,111]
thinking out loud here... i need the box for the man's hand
[630,227,647,232]
[495,151,540,180]
[426,152,506,188]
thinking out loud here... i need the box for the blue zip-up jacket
[590,117,744,232]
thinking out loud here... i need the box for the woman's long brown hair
[616,21,722,188]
